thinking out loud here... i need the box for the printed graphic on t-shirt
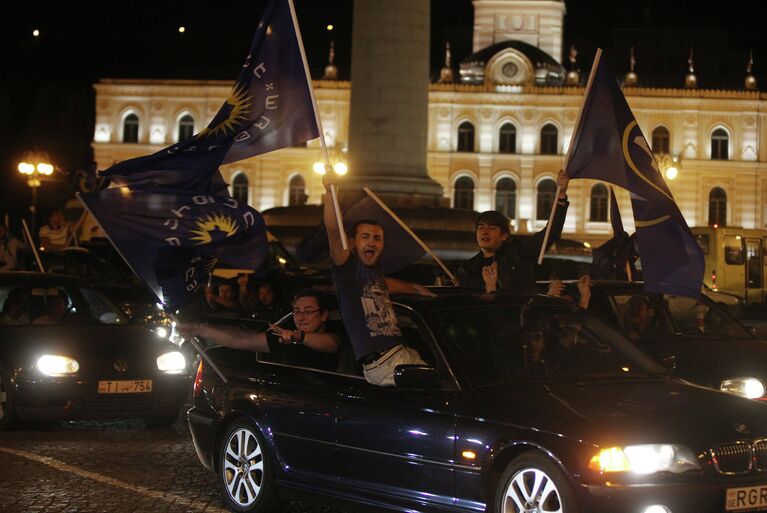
[360,281,401,337]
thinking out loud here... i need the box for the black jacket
[456,199,569,293]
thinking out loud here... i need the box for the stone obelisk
[342,0,444,206]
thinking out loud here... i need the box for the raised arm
[268,323,341,354]
[322,173,350,266]
[177,323,269,352]
[385,277,436,297]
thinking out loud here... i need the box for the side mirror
[660,354,677,372]
[394,364,440,389]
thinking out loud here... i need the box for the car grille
[755,440,767,471]
[711,440,767,475]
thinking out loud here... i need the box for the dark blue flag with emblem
[566,52,704,297]
[295,195,426,274]
[79,187,268,309]
[102,0,319,191]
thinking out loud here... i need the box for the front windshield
[431,303,664,388]
[665,295,751,339]
[0,284,128,326]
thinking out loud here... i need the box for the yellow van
[691,226,767,304]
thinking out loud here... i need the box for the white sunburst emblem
[189,214,240,246]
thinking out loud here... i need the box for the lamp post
[17,157,54,237]
[658,154,680,182]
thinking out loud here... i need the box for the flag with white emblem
[102,0,319,191]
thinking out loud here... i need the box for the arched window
[590,183,609,222]
[288,174,307,206]
[651,126,670,154]
[122,113,139,143]
[711,128,729,160]
[536,179,557,220]
[498,123,517,154]
[540,123,558,155]
[177,114,195,142]
[232,174,249,205]
[453,176,475,210]
[457,121,475,152]
[708,187,727,226]
[495,177,517,219]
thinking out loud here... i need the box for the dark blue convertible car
[188,290,767,513]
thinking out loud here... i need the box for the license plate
[97,380,153,394]
[726,484,767,511]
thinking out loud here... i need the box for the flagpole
[538,48,604,265]
[363,187,458,285]
[21,219,45,273]
[286,0,348,250]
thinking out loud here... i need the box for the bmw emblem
[733,423,750,435]
[114,358,128,373]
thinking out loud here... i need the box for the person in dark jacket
[456,169,570,293]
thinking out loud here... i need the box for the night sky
[1,0,765,229]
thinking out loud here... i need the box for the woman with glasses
[178,290,340,360]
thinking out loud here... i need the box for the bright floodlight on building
[326,24,334,31]
[333,162,348,175]
[313,161,326,175]
[178,26,186,33]
[32,29,40,37]
[665,166,678,180]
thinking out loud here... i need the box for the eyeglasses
[293,308,320,317]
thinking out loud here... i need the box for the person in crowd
[178,289,340,369]
[38,209,71,250]
[205,280,243,317]
[625,295,652,341]
[33,293,69,324]
[238,274,282,320]
[547,274,592,309]
[0,224,22,271]
[456,169,570,293]
[0,288,30,325]
[322,173,434,386]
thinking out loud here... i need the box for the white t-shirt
[39,223,70,249]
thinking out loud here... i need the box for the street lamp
[657,154,680,181]
[17,156,54,236]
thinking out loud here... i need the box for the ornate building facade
[91,0,767,245]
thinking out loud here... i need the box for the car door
[254,340,343,480]
[335,306,459,510]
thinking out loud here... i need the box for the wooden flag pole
[287,0,347,250]
[363,187,458,286]
[21,219,45,273]
[537,48,604,265]
[626,261,633,282]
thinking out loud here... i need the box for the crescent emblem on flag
[621,120,675,203]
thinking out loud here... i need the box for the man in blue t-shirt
[323,175,434,386]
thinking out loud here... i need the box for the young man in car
[179,289,340,370]
[456,169,570,294]
[322,174,434,386]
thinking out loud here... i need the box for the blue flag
[102,0,319,190]
[79,187,268,309]
[566,52,704,298]
[295,195,427,274]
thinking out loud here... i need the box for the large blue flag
[79,187,268,309]
[102,0,319,191]
[566,52,704,297]
[295,195,426,274]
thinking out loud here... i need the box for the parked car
[188,290,767,513]
[0,272,193,429]
[547,279,767,400]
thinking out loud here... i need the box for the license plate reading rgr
[97,380,153,394]
[726,485,767,511]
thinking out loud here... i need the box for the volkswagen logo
[734,423,750,435]
[113,358,128,373]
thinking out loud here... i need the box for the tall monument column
[343,0,444,206]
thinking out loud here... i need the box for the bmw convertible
[188,290,767,513]
[0,272,193,428]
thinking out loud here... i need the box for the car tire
[494,451,580,513]
[0,365,18,431]
[219,418,283,513]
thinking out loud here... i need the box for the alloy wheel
[502,466,563,513]
[222,427,265,508]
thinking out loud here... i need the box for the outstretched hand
[412,283,437,297]
[268,323,297,344]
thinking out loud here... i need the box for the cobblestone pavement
[0,418,349,513]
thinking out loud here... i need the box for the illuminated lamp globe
[665,166,678,181]
[313,162,326,175]
[333,162,348,175]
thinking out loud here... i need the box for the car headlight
[37,355,80,376]
[156,351,186,373]
[721,378,766,399]
[588,444,700,474]
[154,326,168,338]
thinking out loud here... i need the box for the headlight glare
[721,378,766,399]
[589,444,699,474]
[155,326,168,338]
[157,351,185,373]
[37,355,79,376]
